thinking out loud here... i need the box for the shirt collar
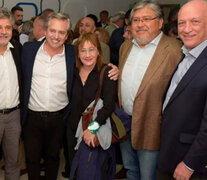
[132,32,163,48]
[182,40,207,59]
[8,42,14,50]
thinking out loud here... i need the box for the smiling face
[79,40,99,68]
[178,0,207,51]
[45,18,68,51]
[0,18,12,47]
[79,17,96,35]
[131,6,163,47]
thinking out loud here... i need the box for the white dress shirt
[0,43,19,109]
[28,41,68,112]
[121,32,163,115]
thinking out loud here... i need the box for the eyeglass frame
[79,47,98,55]
[131,16,159,24]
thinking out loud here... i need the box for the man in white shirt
[118,0,182,179]
[21,13,75,180]
[0,8,22,180]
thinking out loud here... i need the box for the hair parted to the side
[130,0,163,23]
[0,7,14,26]
[75,32,103,70]
[45,13,71,32]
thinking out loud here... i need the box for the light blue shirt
[121,32,163,115]
[163,40,207,111]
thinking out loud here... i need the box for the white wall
[3,0,188,28]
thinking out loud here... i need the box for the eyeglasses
[79,48,97,55]
[132,16,158,24]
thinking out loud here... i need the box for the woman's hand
[82,129,98,148]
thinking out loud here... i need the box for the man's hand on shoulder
[173,161,194,180]
[107,63,119,81]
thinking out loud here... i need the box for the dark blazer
[10,42,23,107]
[21,41,75,125]
[109,27,124,66]
[158,47,207,177]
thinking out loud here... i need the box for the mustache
[136,28,148,32]
[50,37,60,42]
[0,34,9,38]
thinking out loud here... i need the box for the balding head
[79,17,96,35]
[33,16,46,40]
[178,0,207,50]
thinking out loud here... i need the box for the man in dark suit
[157,0,207,179]
[21,13,75,180]
[97,10,109,28]
[0,8,22,180]
[109,9,131,66]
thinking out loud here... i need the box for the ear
[159,18,164,30]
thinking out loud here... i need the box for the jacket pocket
[179,133,196,144]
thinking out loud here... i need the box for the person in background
[109,9,131,66]
[97,10,109,28]
[73,18,83,40]
[19,20,33,45]
[123,25,133,41]
[95,27,110,44]
[11,6,23,32]
[118,0,182,179]
[106,11,125,36]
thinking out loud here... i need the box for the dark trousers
[157,169,207,180]
[24,110,64,180]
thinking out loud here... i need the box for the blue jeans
[120,135,159,180]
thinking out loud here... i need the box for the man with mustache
[0,8,22,180]
[21,13,75,180]
[118,0,182,179]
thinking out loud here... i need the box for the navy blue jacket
[21,41,75,125]
[158,47,207,177]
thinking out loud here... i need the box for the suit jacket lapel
[65,44,75,99]
[135,35,169,98]
[166,47,207,107]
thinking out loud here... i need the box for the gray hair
[0,8,14,26]
[112,11,125,23]
[21,20,33,35]
[130,0,163,22]
[45,13,71,32]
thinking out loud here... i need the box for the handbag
[82,65,131,144]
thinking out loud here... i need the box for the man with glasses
[118,0,182,179]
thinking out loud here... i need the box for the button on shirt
[0,43,19,109]
[121,32,163,115]
[163,40,207,111]
[28,41,68,112]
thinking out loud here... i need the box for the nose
[85,50,90,57]
[1,27,6,34]
[54,32,59,39]
[137,20,145,27]
[184,22,192,33]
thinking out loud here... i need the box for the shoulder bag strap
[93,65,107,108]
